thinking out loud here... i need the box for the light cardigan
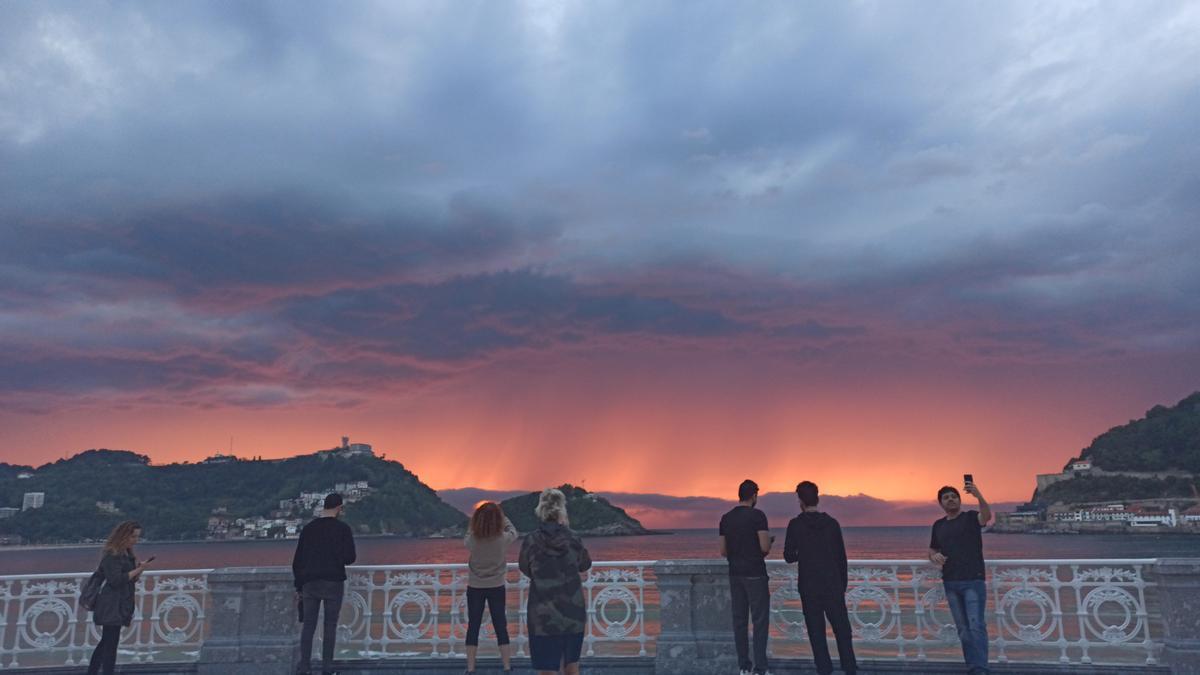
[465,518,519,588]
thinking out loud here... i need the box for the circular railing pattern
[1081,585,1143,644]
[151,592,205,645]
[591,585,640,639]
[387,588,436,641]
[20,597,75,650]
[997,585,1058,643]
[768,582,807,640]
[846,583,896,641]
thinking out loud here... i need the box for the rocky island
[500,484,651,536]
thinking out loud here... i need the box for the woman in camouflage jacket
[518,488,592,675]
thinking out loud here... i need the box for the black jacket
[93,551,137,627]
[292,516,357,591]
[783,511,848,596]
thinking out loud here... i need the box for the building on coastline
[997,499,1200,532]
[201,453,238,464]
[95,501,119,514]
[16,471,33,479]
[1183,504,1200,524]
[0,507,19,519]
[318,436,375,459]
[1050,503,1133,523]
[21,492,45,511]
[994,509,1041,527]
[1129,506,1178,528]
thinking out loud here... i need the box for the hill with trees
[1031,391,1200,505]
[499,484,649,536]
[0,448,466,544]
[1077,391,1200,472]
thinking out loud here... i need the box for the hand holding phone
[143,556,156,565]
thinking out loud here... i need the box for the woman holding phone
[88,521,153,675]
[464,502,519,674]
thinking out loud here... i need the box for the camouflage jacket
[518,521,592,636]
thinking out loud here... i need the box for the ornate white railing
[0,558,1163,669]
[325,561,653,660]
[0,568,211,669]
[767,559,1160,666]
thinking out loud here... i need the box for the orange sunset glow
[2,2,1199,523]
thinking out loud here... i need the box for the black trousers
[801,589,857,675]
[729,575,770,674]
[465,585,510,646]
[87,625,122,675]
[299,579,344,674]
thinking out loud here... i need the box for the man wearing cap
[292,493,357,675]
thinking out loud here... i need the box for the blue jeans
[944,579,989,674]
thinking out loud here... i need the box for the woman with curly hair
[88,520,153,675]
[464,501,518,674]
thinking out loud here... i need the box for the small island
[994,391,1200,534]
[499,484,651,537]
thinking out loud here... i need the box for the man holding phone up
[929,477,992,675]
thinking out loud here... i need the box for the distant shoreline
[1,529,679,551]
[990,527,1200,536]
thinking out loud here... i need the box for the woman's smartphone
[144,555,156,564]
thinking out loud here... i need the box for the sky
[2,2,1199,510]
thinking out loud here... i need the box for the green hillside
[1037,474,1196,504]
[0,448,466,543]
[499,484,648,535]
[1079,391,1200,472]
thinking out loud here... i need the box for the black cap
[324,493,344,509]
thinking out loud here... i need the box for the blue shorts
[528,633,584,670]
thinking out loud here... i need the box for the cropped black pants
[465,585,509,647]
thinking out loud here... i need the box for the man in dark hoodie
[783,481,857,675]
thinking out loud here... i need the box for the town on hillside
[995,457,1200,534]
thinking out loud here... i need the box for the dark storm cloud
[1,1,1198,409]
[275,269,858,363]
[0,190,561,301]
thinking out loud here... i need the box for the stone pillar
[1157,559,1200,675]
[197,567,299,675]
[653,559,741,674]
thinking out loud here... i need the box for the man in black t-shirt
[719,479,773,675]
[928,481,992,675]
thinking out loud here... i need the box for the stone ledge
[198,652,1172,673]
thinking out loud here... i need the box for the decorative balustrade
[0,569,211,670]
[322,561,654,660]
[765,559,1160,667]
[0,559,1179,671]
